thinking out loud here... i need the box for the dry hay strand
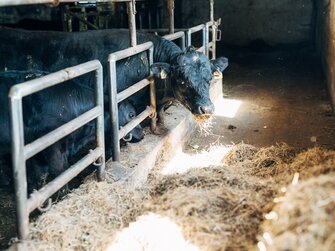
[26,180,147,251]
[258,174,335,251]
[193,115,214,136]
[145,166,276,251]
[223,143,335,184]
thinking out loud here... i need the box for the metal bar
[9,97,28,240]
[108,42,153,61]
[10,61,102,98]
[94,66,105,181]
[210,0,214,22]
[148,46,156,132]
[168,0,175,34]
[127,0,137,47]
[0,0,135,7]
[9,60,104,241]
[117,79,150,103]
[65,10,99,30]
[189,24,206,33]
[119,106,153,140]
[108,42,154,162]
[108,60,120,161]
[163,31,186,50]
[27,147,104,213]
[205,23,209,57]
[24,107,102,160]
[197,46,205,53]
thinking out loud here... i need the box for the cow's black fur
[0,28,228,117]
[0,71,143,192]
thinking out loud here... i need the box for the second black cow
[0,70,144,192]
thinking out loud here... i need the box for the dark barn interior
[0,0,335,250]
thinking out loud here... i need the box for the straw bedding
[25,143,335,251]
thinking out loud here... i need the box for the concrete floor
[188,47,335,150]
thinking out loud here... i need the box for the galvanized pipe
[168,0,175,34]
[108,42,153,61]
[108,42,155,161]
[9,60,105,241]
[24,107,102,160]
[118,106,153,140]
[117,79,150,103]
[186,24,206,49]
[27,147,104,213]
[9,97,28,240]
[127,0,137,47]
[163,31,186,51]
[108,59,120,161]
[10,61,102,98]
[210,0,214,22]
[94,66,105,181]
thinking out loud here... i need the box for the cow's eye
[181,81,185,85]
[129,112,135,119]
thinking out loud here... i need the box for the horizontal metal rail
[117,79,150,103]
[163,31,186,51]
[119,106,153,140]
[25,107,102,160]
[108,42,155,162]
[9,60,105,240]
[0,0,139,7]
[186,24,206,53]
[27,147,103,213]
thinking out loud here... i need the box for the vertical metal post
[108,57,121,162]
[210,0,214,21]
[94,65,105,181]
[210,0,216,59]
[168,0,174,34]
[205,23,209,57]
[9,96,29,240]
[127,0,137,47]
[148,46,157,132]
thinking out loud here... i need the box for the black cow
[0,27,228,119]
[0,70,144,192]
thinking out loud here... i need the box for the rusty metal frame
[9,60,105,240]
[108,42,155,162]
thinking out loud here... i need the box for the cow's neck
[152,37,182,64]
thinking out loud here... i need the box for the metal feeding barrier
[108,42,156,162]
[9,60,105,240]
[163,31,186,50]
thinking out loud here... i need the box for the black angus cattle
[0,70,144,192]
[0,27,229,119]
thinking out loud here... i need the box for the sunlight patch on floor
[214,97,242,118]
[160,145,232,175]
[106,213,199,251]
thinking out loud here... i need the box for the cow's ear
[210,57,229,73]
[185,45,196,53]
[150,62,171,79]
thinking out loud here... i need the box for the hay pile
[24,143,335,251]
[258,175,335,251]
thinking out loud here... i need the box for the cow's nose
[198,104,214,115]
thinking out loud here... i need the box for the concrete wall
[176,0,315,46]
[316,0,335,108]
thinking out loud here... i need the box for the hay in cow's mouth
[193,114,213,136]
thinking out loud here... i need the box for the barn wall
[316,0,335,109]
[176,0,315,46]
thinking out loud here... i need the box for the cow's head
[151,46,228,118]
[118,101,144,143]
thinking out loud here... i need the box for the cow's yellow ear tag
[213,70,222,79]
[160,69,167,79]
